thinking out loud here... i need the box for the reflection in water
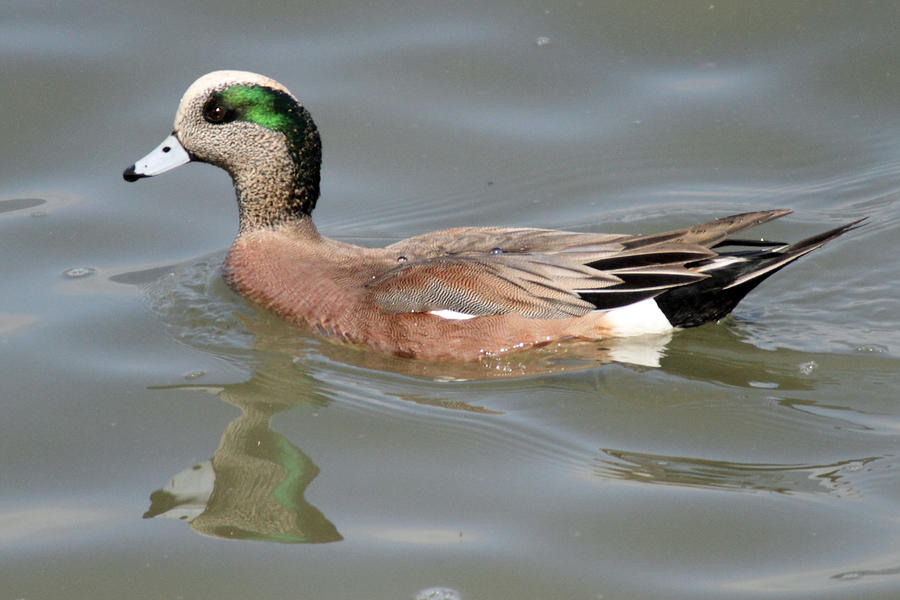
[144,337,342,543]
[133,254,890,545]
[658,321,819,391]
[0,197,45,214]
[595,448,878,497]
[832,564,900,581]
[144,382,341,544]
[0,194,81,217]
[731,550,900,593]
[318,331,671,380]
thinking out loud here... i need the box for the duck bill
[123,133,191,182]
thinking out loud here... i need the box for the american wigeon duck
[124,71,861,361]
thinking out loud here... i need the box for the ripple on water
[414,587,462,600]
[138,252,256,357]
[62,266,96,279]
[593,449,879,498]
[0,197,45,215]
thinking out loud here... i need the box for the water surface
[2,1,900,599]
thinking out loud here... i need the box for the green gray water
[3,1,900,599]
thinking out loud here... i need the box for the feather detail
[366,210,861,323]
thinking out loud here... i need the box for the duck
[123,70,861,361]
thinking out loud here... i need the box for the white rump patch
[604,298,673,336]
[428,309,478,321]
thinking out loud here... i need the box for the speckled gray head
[124,70,322,228]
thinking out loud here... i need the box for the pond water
[3,1,900,599]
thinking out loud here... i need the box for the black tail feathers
[655,218,865,328]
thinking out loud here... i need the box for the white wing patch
[428,309,478,321]
[603,298,673,336]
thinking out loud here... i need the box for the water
[3,1,900,598]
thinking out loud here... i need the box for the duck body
[223,223,634,359]
[124,71,861,361]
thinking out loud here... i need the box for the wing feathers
[367,210,857,320]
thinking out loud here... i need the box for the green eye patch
[216,84,308,135]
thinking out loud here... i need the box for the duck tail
[654,217,866,328]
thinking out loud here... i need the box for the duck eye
[203,101,229,124]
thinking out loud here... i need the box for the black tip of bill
[122,164,144,182]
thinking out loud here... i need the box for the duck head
[124,71,322,230]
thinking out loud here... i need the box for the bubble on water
[798,360,818,375]
[183,370,205,380]
[414,587,461,600]
[854,344,888,353]
[62,266,96,279]
[535,36,551,47]
[843,461,864,473]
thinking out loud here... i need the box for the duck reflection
[594,448,876,497]
[144,378,341,544]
